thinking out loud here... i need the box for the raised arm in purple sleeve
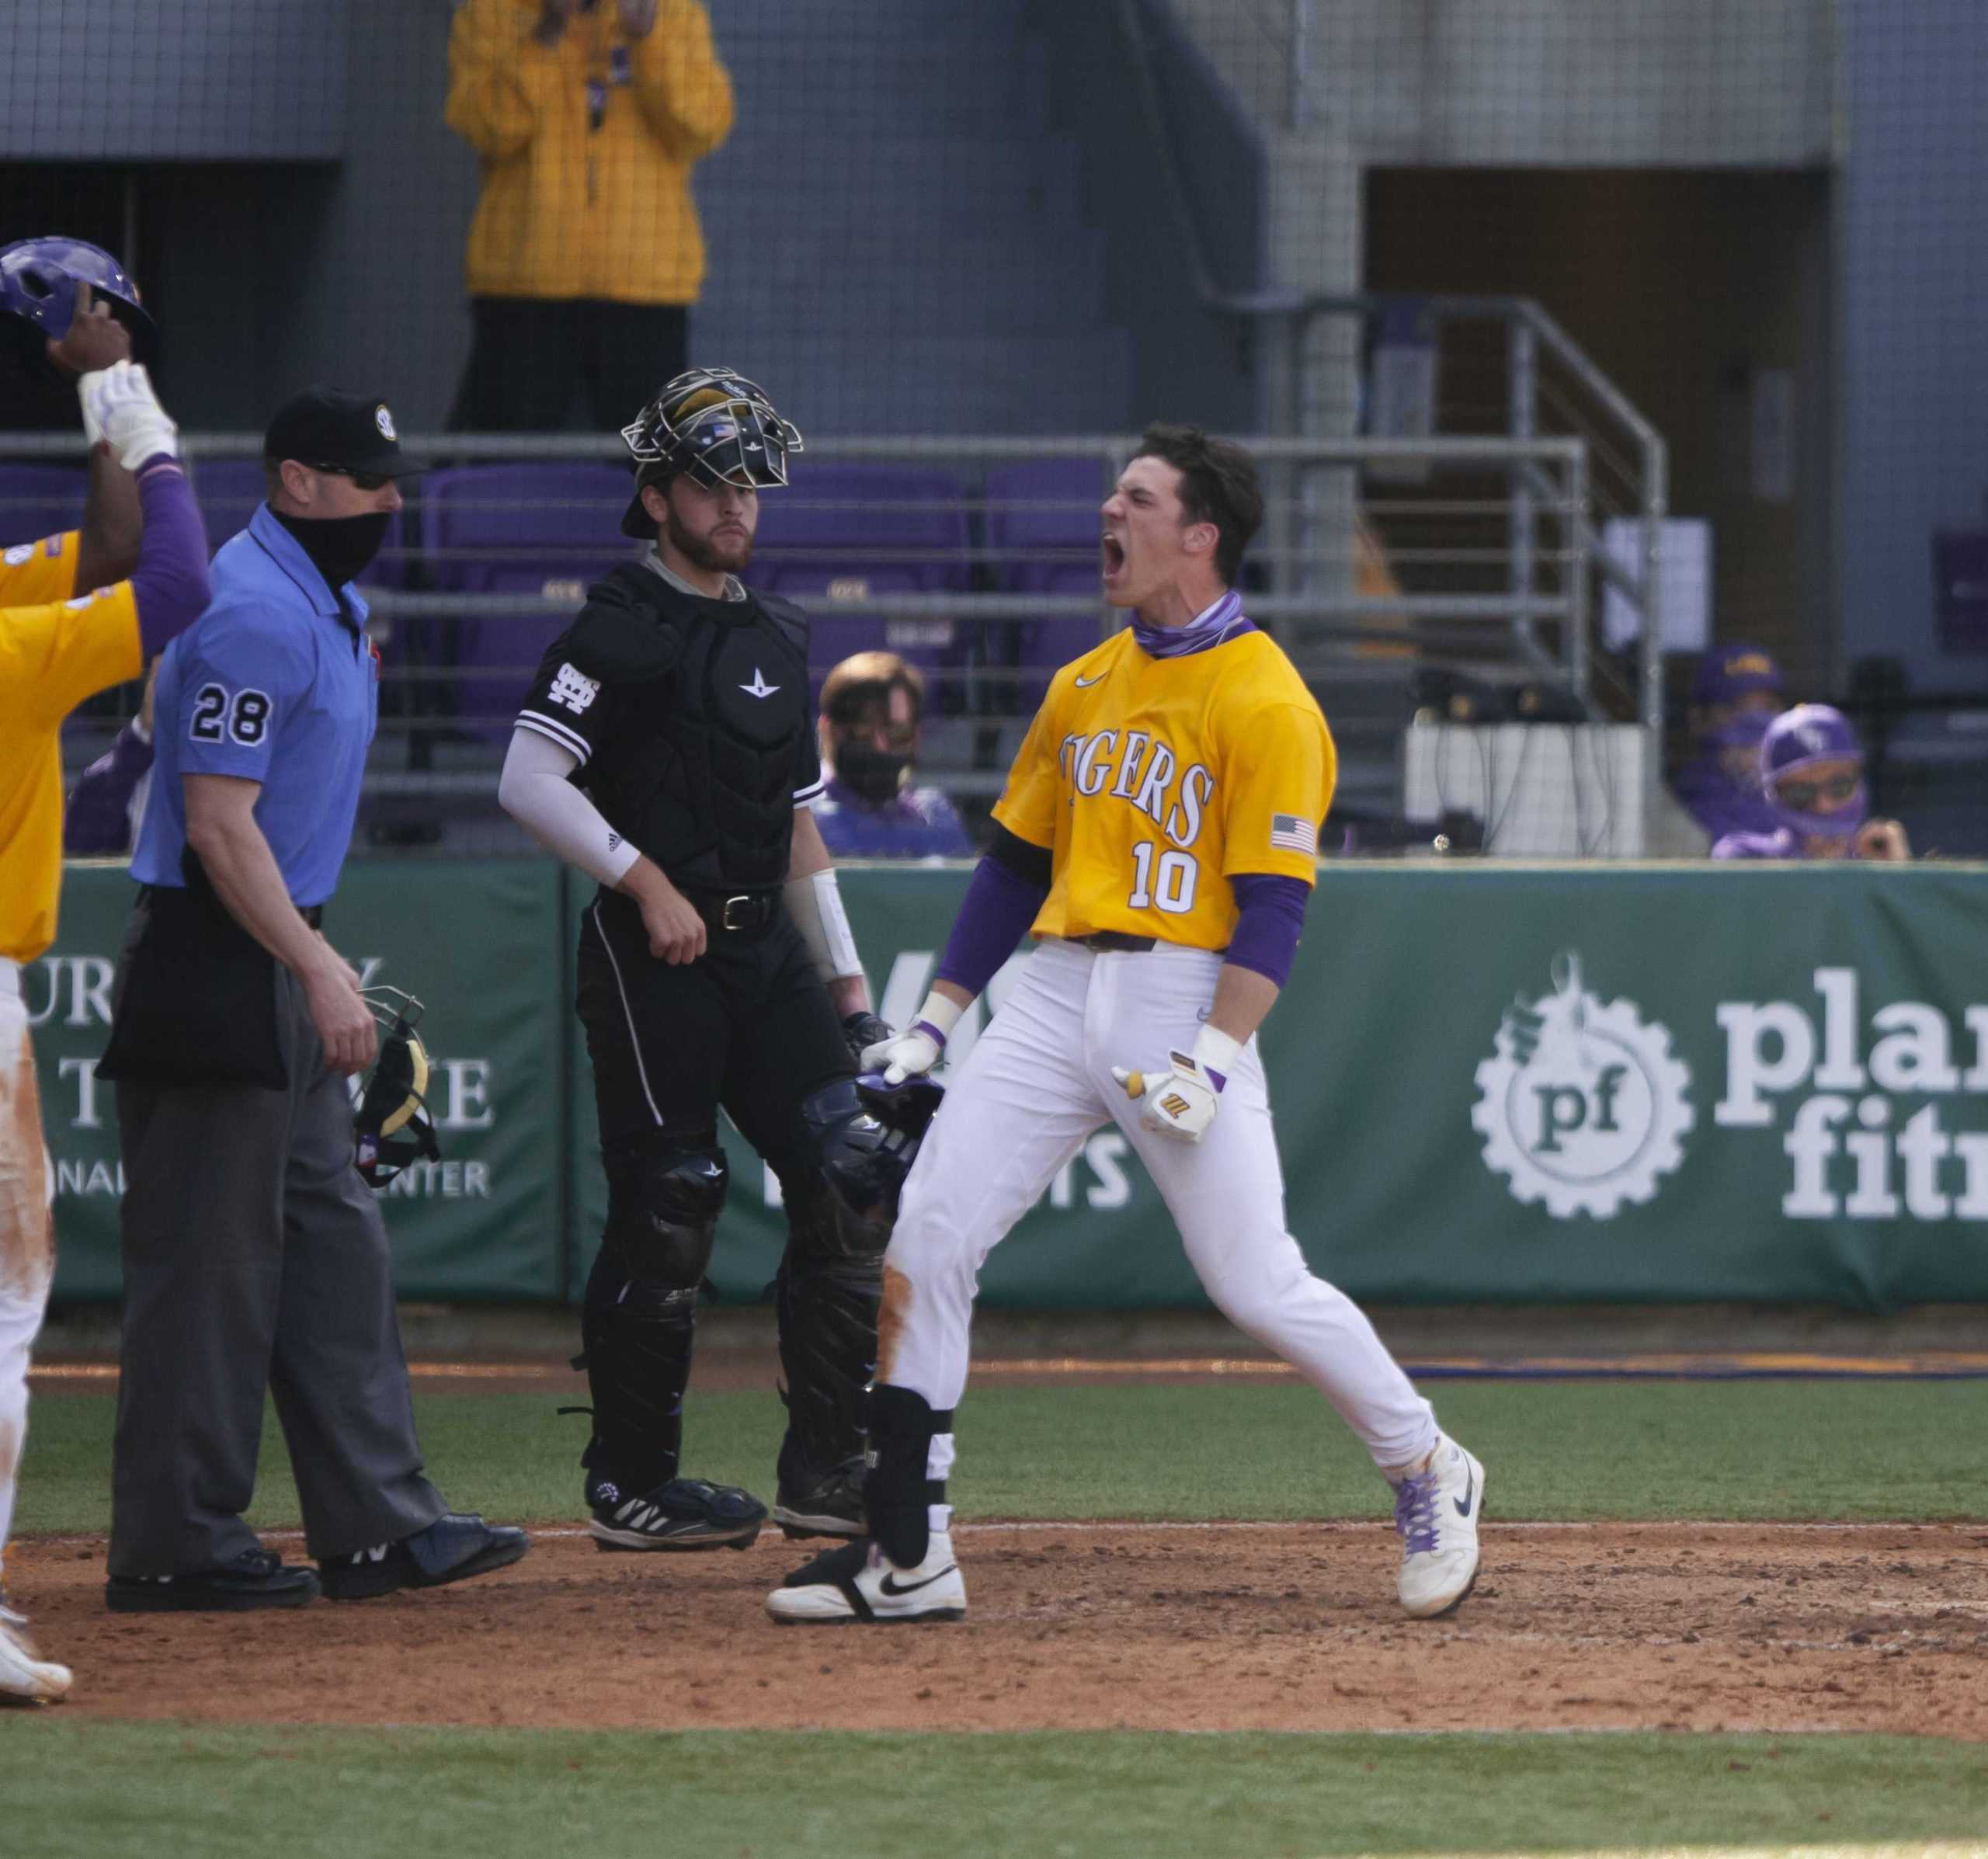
[932,826,1050,999]
[127,461,213,658]
[1225,872,1311,988]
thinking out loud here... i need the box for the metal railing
[7,426,1597,839]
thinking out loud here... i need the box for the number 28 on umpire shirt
[132,505,378,909]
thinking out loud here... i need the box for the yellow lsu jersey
[0,532,143,963]
[991,624,1335,950]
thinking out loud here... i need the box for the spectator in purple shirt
[1712,704,1912,862]
[1672,641,1786,844]
[64,665,156,855]
[812,652,971,860]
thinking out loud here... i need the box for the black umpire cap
[263,387,421,479]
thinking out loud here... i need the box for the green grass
[9,1722,1988,1858]
[19,1377,1988,1535]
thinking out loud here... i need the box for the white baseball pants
[0,962,55,1583]
[879,939,1437,1474]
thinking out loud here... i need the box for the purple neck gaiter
[1131,589,1253,658]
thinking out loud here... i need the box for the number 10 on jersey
[1128,841,1197,915]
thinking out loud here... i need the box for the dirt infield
[15,1520,1988,1736]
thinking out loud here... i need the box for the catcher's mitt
[354,986,441,1188]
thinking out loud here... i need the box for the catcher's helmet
[619,365,803,538]
[353,988,442,1189]
[0,236,152,341]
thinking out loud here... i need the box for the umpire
[100,390,527,1611]
[499,367,926,1551]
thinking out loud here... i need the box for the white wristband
[784,867,865,982]
[912,990,965,1045]
[811,869,864,979]
[1190,1023,1243,1079]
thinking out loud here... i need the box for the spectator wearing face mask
[1712,704,1911,862]
[1672,641,1786,845]
[812,653,971,860]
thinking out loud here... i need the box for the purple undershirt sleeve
[127,462,214,659]
[932,853,1048,1000]
[1225,872,1311,988]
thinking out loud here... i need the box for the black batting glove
[842,1010,893,1071]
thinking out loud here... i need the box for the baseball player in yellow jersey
[769,424,1484,1628]
[0,240,214,1701]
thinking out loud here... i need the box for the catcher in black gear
[497,368,938,1551]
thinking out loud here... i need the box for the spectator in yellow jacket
[446,0,735,431]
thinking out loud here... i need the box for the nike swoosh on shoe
[879,1565,958,1597]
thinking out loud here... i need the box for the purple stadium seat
[745,463,973,697]
[983,458,1111,707]
[1933,530,1988,655]
[188,456,269,551]
[0,464,86,554]
[419,462,634,735]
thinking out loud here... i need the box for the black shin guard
[579,1140,726,1496]
[866,1383,951,1569]
[774,1253,881,1482]
[579,1247,696,1493]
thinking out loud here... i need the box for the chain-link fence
[5,2,1986,855]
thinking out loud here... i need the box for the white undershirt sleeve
[498,724,641,888]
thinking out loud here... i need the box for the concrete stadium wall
[81,0,1232,440]
[1835,0,1988,695]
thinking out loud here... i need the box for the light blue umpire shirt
[132,503,378,909]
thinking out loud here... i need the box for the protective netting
[3,2,1984,856]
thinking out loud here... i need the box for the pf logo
[1471,953,1693,1218]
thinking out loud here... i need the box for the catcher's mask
[619,365,803,538]
[354,987,441,1189]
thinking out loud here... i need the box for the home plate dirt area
[15,1520,1988,1736]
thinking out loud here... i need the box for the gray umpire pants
[107,961,447,1576]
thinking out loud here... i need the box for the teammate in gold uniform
[770,426,1484,1627]
[0,241,213,1701]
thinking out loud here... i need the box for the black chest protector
[578,565,813,891]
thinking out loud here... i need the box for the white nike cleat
[1386,1433,1485,1619]
[764,1533,967,1624]
[0,1618,71,1704]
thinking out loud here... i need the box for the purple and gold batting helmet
[1760,704,1868,840]
[0,236,152,340]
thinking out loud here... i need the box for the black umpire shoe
[773,1454,867,1541]
[105,1547,320,1614]
[587,1476,765,1551]
[318,1512,530,1601]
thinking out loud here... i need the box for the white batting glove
[80,363,179,472]
[1113,1025,1242,1145]
[862,989,963,1085]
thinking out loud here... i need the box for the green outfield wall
[34,860,1988,1311]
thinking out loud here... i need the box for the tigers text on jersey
[0,532,143,962]
[991,623,1334,949]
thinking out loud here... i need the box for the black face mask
[836,741,912,806]
[273,508,391,593]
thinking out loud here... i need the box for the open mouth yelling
[1101,533,1126,582]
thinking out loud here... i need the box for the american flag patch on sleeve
[1269,814,1318,855]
